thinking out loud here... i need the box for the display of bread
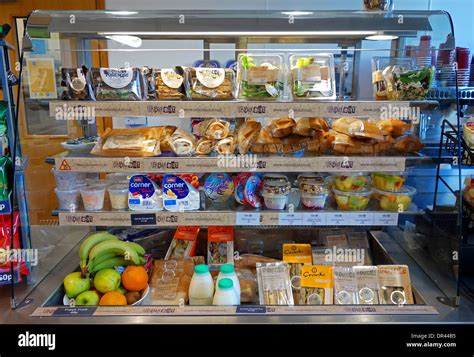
[237,120,261,154]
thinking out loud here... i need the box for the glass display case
[8,9,471,322]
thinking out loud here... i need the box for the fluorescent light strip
[99,31,378,36]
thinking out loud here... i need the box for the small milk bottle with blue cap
[189,264,214,305]
[217,264,241,304]
[213,278,239,306]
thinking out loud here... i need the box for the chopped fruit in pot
[333,188,371,211]
[333,173,368,192]
[373,186,416,212]
[372,172,406,191]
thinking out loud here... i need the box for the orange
[99,291,127,306]
[121,265,148,292]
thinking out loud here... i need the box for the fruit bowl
[63,284,150,306]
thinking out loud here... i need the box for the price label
[53,307,97,316]
[131,213,157,226]
[278,212,303,226]
[326,212,347,225]
[373,212,399,226]
[302,212,327,226]
[235,212,260,226]
[349,213,374,225]
[236,306,266,314]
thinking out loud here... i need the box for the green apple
[63,272,91,298]
[93,269,121,294]
[116,285,128,295]
[75,290,100,306]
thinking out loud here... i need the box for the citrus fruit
[121,265,148,292]
[99,291,127,306]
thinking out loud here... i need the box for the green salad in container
[238,54,284,99]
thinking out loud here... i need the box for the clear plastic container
[297,173,325,186]
[299,180,328,209]
[332,173,369,192]
[108,184,129,210]
[289,53,336,100]
[106,173,129,185]
[333,187,372,211]
[371,57,414,100]
[371,171,407,192]
[372,186,416,212]
[263,192,289,210]
[52,169,86,190]
[80,185,106,211]
[55,188,80,211]
[262,173,289,184]
[237,53,285,100]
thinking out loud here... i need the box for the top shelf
[49,100,438,119]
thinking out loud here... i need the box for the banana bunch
[79,232,145,277]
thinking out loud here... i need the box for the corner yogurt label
[128,175,163,211]
[100,68,133,88]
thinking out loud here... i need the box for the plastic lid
[80,185,106,193]
[54,188,79,193]
[331,172,367,177]
[218,278,233,290]
[332,187,372,196]
[220,264,235,274]
[195,264,209,275]
[372,185,417,196]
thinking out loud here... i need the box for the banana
[126,241,146,256]
[86,252,117,272]
[88,240,142,266]
[79,232,118,274]
[89,257,131,273]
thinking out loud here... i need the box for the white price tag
[349,213,374,225]
[235,212,260,226]
[373,212,399,226]
[278,213,303,226]
[302,212,327,226]
[326,212,347,225]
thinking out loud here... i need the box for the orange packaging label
[301,265,333,289]
[282,244,312,264]
[208,226,234,242]
[174,226,200,241]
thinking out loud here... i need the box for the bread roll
[266,118,296,137]
[332,117,386,141]
[376,118,411,137]
[238,120,261,154]
[294,117,329,136]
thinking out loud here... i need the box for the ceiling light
[281,11,314,16]
[104,11,138,16]
[100,31,378,36]
[105,35,142,48]
[366,34,399,41]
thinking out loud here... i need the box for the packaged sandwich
[238,54,284,100]
[237,268,258,303]
[266,118,296,137]
[377,265,414,305]
[282,244,313,304]
[194,118,230,140]
[300,265,333,304]
[165,226,200,260]
[293,117,329,137]
[256,262,294,305]
[376,118,411,138]
[150,257,196,305]
[332,117,388,141]
[353,266,379,304]
[207,226,234,270]
[238,120,261,155]
[91,126,176,157]
[156,67,186,100]
[185,67,235,100]
[334,267,358,305]
[89,67,146,101]
[289,53,336,100]
[60,67,89,100]
[167,128,197,156]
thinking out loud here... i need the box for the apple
[116,285,128,295]
[63,272,91,298]
[93,269,121,294]
[75,290,100,306]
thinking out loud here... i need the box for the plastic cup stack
[456,47,471,87]
[470,56,474,87]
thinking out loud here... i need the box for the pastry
[257,128,283,144]
[393,135,424,153]
[294,117,329,136]
[195,119,230,140]
[266,118,296,137]
[168,128,197,156]
[238,120,262,154]
[332,117,386,141]
[195,138,215,155]
[215,136,236,154]
[376,118,412,137]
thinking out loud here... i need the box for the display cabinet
[8,9,471,322]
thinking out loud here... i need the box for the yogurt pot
[55,188,80,211]
[262,192,289,210]
[108,184,129,210]
[299,180,328,209]
[262,174,289,184]
[80,185,106,211]
[52,169,86,190]
[372,186,416,212]
[333,187,372,211]
[297,173,325,186]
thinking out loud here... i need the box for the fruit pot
[372,186,416,212]
[332,187,372,211]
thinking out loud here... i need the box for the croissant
[195,138,215,155]
[215,136,236,154]
[266,118,296,137]
[238,120,261,155]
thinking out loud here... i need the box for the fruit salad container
[371,171,407,191]
[300,180,328,209]
[80,185,106,211]
[372,186,416,212]
[55,188,80,211]
[333,187,372,211]
[332,173,369,192]
[262,181,291,210]
[108,184,129,210]
[237,53,285,100]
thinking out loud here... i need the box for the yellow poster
[27,58,57,99]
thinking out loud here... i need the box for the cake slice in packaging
[377,265,414,305]
[162,174,201,211]
[185,67,235,100]
[89,67,146,101]
[353,266,379,305]
[300,265,333,305]
[256,262,294,306]
[282,243,313,304]
[156,67,186,100]
[207,226,234,270]
[333,267,358,305]
[165,226,200,260]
